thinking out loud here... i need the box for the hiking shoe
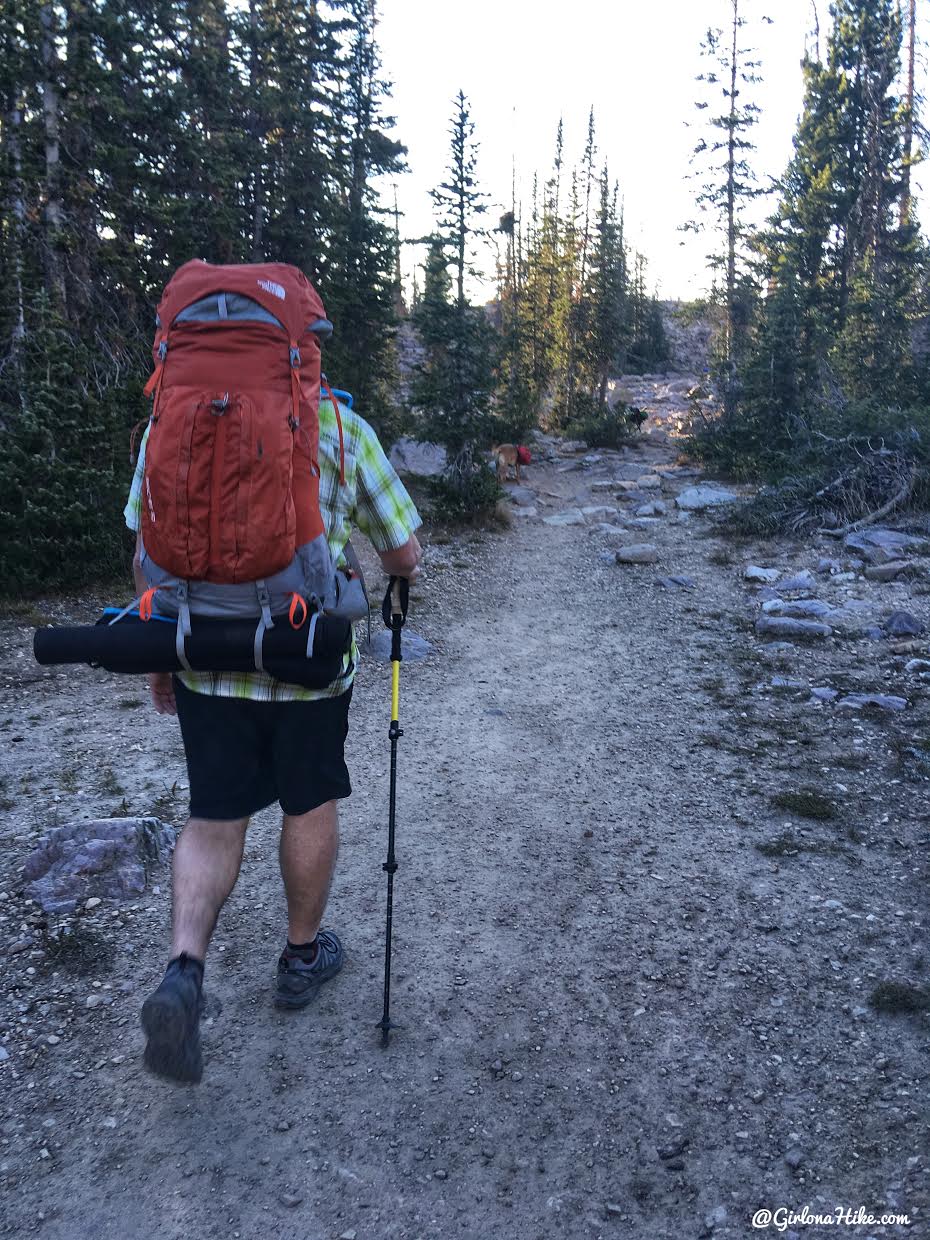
[141,954,205,1083]
[275,930,344,1010]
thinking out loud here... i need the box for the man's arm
[352,419,423,581]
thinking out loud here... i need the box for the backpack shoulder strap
[321,376,346,486]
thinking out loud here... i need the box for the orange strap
[321,377,346,487]
[142,363,162,399]
[143,334,169,409]
[139,587,159,622]
[288,593,308,629]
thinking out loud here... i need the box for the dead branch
[817,469,916,537]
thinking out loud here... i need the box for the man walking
[125,388,422,1083]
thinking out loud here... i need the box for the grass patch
[99,766,124,797]
[771,790,836,820]
[42,925,116,976]
[755,832,800,857]
[868,981,930,1014]
[117,698,144,710]
[0,599,50,626]
[754,831,855,860]
[59,767,79,794]
[151,782,180,821]
[708,547,735,568]
[834,752,868,770]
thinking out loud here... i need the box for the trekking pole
[377,574,409,1047]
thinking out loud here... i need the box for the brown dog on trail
[492,443,521,483]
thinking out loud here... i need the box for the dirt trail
[0,411,927,1240]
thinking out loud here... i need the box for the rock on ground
[362,628,433,663]
[615,544,659,565]
[675,485,738,511]
[22,818,175,914]
[543,510,586,527]
[756,616,832,641]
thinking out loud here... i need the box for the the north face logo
[257,278,286,300]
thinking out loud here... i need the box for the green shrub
[563,395,634,451]
[425,455,503,525]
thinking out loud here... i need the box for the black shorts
[173,678,353,820]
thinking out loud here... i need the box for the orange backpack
[137,260,356,657]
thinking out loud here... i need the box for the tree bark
[249,0,264,260]
[6,97,27,345]
[725,0,739,377]
[40,2,67,314]
[899,0,916,227]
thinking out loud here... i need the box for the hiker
[125,343,422,1084]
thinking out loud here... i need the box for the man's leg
[279,800,338,944]
[171,815,250,959]
[275,800,345,1009]
[142,815,248,1083]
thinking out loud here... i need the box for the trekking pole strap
[381,576,408,629]
[381,575,409,665]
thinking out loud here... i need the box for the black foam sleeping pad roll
[33,612,353,690]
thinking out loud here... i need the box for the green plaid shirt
[124,396,421,701]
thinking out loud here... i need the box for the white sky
[375,0,930,301]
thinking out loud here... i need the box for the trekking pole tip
[376,1017,401,1048]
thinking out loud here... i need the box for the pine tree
[748,0,921,414]
[686,0,767,404]
[410,91,496,460]
[583,172,627,406]
[430,89,486,309]
[323,0,406,433]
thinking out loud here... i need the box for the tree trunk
[899,0,916,227]
[725,0,739,376]
[64,0,96,322]
[40,3,67,314]
[6,97,27,345]
[249,0,264,260]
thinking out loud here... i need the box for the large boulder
[388,437,447,477]
[22,817,176,914]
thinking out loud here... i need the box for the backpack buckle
[211,392,229,414]
[289,346,301,368]
[157,340,168,361]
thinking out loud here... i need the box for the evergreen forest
[0,0,928,589]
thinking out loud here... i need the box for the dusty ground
[0,388,928,1240]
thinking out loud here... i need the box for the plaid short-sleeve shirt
[124,397,421,701]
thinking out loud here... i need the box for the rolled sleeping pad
[33,610,353,690]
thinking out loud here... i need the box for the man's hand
[148,672,177,716]
[379,533,422,582]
